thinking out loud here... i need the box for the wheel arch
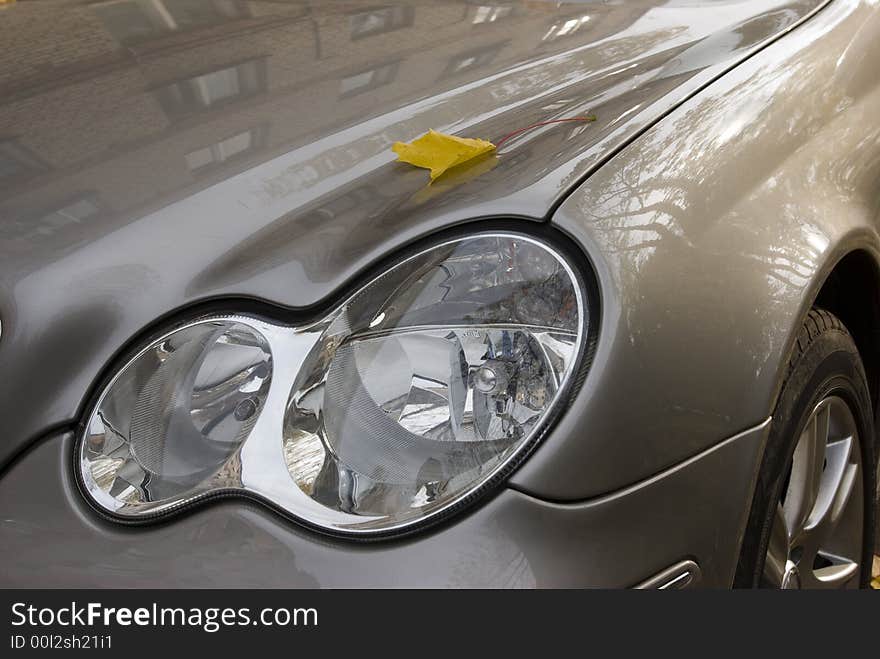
[813,248,880,418]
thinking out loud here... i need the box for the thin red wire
[494,116,596,150]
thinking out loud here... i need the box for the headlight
[78,232,591,535]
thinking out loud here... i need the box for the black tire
[734,308,877,588]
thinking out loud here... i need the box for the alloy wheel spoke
[810,554,860,588]
[783,405,828,538]
[804,452,857,548]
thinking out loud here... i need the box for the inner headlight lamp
[77,232,591,535]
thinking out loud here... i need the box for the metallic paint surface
[0,422,766,587]
[519,0,880,498]
[2,0,879,584]
[0,0,823,469]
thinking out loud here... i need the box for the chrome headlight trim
[75,228,597,538]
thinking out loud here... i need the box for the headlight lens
[81,322,273,512]
[79,233,589,534]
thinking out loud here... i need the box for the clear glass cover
[81,321,273,511]
[283,236,584,530]
[78,234,587,533]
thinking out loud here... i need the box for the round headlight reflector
[282,234,585,531]
[80,321,272,512]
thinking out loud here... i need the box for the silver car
[1,0,878,589]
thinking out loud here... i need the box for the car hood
[0,0,822,455]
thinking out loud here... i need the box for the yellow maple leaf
[392,130,496,181]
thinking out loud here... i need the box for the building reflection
[0,0,659,258]
[92,0,253,45]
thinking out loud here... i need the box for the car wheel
[735,308,877,588]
